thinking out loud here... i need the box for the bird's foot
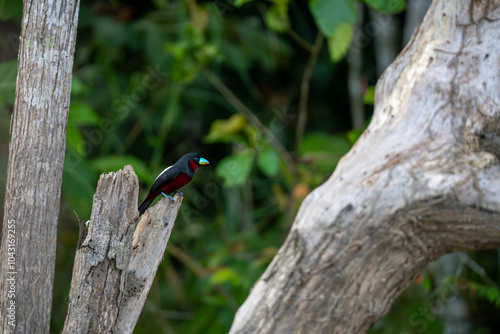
[161,192,175,203]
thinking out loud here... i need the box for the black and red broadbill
[138,153,209,214]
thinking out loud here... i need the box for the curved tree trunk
[230,0,500,333]
[0,1,80,333]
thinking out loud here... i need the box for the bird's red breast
[158,172,192,194]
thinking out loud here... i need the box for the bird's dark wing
[149,166,181,194]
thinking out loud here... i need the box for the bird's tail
[138,196,154,215]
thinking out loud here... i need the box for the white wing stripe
[155,165,173,182]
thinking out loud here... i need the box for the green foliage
[257,147,280,177]
[362,0,406,13]
[264,1,290,33]
[209,267,241,286]
[204,114,248,144]
[363,85,375,105]
[301,132,352,173]
[0,60,17,105]
[91,155,151,183]
[310,0,357,36]
[466,280,500,307]
[346,128,364,144]
[310,0,356,61]
[215,150,254,187]
[0,0,22,20]
[327,22,354,62]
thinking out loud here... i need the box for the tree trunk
[62,166,183,334]
[0,1,80,333]
[229,0,500,333]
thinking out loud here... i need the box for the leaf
[472,281,500,305]
[309,0,356,37]
[327,22,353,62]
[362,0,406,14]
[421,275,433,291]
[68,101,101,127]
[204,114,248,143]
[209,267,240,286]
[264,5,290,33]
[71,76,90,96]
[65,125,85,153]
[257,147,280,177]
[215,151,254,187]
[363,85,375,105]
[346,129,364,145]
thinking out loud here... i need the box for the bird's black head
[176,153,209,174]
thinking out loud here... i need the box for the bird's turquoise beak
[199,157,209,165]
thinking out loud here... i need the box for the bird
[138,153,209,214]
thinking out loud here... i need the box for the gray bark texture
[62,166,182,334]
[229,0,500,333]
[0,1,80,333]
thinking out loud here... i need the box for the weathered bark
[62,165,182,334]
[230,0,500,333]
[0,1,80,333]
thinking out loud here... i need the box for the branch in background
[287,29,314,52]
[295,32,324,156]
[459,253,498,287]
[372,8,399,77]
[403,0,432,45]
[203,68,294,168]
[348,2,365,129]
[168,244,240,311]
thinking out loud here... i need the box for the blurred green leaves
[301,132,352,173]
[362,0,406,13]
[206,114,282,185]
[264,0,290,33]
[205,114,248,144]
[310,0,356,62]
[0,0,22,20]
[215,151,254,187]
[257,147,280,177]
[0,60,17,105]
[91,155,151,183]
[327,22,354,62]
[209,267,241,286]
[310,0,357,36]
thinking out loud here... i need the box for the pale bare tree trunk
[62,166,183,334]
[229,0,500,333]
[0,1,80,333]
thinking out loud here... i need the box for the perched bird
[138,153,209,214]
